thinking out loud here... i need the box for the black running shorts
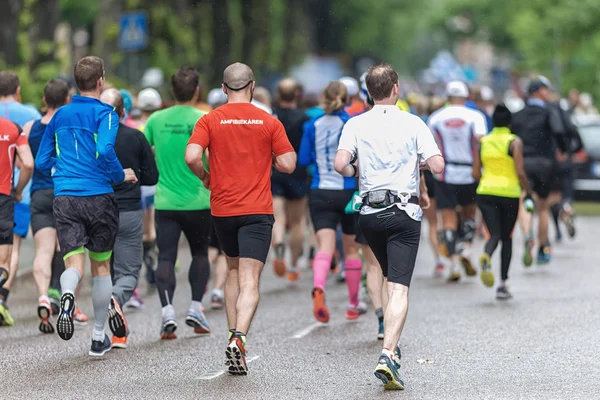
[271,171,309,200]
[435,181,478,210]
[355,223,367,245]
[0,194,14,245]
[209,216,222,253]
[54,194,119,257]
[524,157,556,199]
[309,189,356,235]
[30,188,56,235]
[212,214,274,263]
[423,171,436,199]
[359,209,421,287]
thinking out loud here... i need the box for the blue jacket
[299,110,356,190]
[35,95,125,196]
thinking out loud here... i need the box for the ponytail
[323,81,348,114]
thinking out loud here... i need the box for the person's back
[477,127,521,199]
[29,120,54,193]
[0,101,41,127]
[145,105,209,211]
[428,104,487,185]
[0,117,25,196]
[512,103,555,159]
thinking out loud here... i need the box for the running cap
[446,81,469,98]
[138,88,162,112]
[339,76,359,97]
[480,86,495,102]
[528,76,553,95]
[207,88,228,107]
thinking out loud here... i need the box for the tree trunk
[241,0,254,63]
[0,0,22,66]
[92,0,122,76]
[307,0,339,53]
[29,0,60,69]
[211,0,231,84]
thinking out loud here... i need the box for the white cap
[207,88,228,107]
[481,86,495,102]
[339,76,359,97]
[359,72,369,102]
[138,88,162,112]
[446,81,469,98]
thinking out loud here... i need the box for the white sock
[39,295,50,304]
[92,329,105,341]
[161,305,175,318]
[190,300,203,313]
[212,288,224,297]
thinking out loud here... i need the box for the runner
[144,67,212,339]
[186,62,295,375]
[100,89,158,348]
[0,117,33,327]
[25,79,71,333]
[340,76,365,116]
[427,81,488,282]
[252,86,273,114]
[512,77,569,266]
[298,81,363,322]
[0,71,41,325]
[35,56,137,356]
[335,62,443,390]
[137,87,163,298]
[472,104,533,299]
[271,78,309,281]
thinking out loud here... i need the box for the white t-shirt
[337,105,441,217]
[427,105,487,185]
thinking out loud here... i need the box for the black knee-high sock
[50,251,65,290]
[501,238,512,282]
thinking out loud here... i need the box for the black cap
[492,103,512,128]
[528,76,553,95]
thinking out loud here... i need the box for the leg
[155,211,181,307]
[477,196,503,288]
[4,235,21,293]
[500,199,520,283]
[111,210,143,307]
[364,245,383,310]
[33,228,57,299]
[225,256,240,330]
[423,198,441,263]
[235,258,264,334]
[272,196,287,277]
[536,198,550,248]
[287,197,307,272]
[89,257,113,342]
[342,232,362,310]
[383,282,410,353]
[314,229,336,289]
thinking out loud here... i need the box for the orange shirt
[189,103,294,217]
[0,117,26,196]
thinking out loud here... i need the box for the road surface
[2,218,600,399]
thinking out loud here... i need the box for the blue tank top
[29,119,54,193]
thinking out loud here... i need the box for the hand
[419,192,430,210]
[419,162,430,171]
[123,168,138,183]
[200,171,211,189]
[14,190,23,203]
[524,194,535,213]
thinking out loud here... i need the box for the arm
[297,121,314,167]
[426,155,445,174]
[138,132,159,186]
[14,135,34,201]
[186,115,211,188]
[419,173,430,210]
[271,119,296,174]
[334,150,358,177]
[472,141,482,181]
[35,118,56,174]
[510,138,533,195]
[97,110,125,183]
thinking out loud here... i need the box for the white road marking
[290,322,327,339]
[197,355,261,380]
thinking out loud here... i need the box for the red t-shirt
[189,103,294,217]
[0,117,26,196]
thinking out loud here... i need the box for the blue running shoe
[89,334,112,357]
[537,244,552,265]
[57,292,75,341]
[185,308,211,335]
[374,353,404,390]
[377,321,384,340]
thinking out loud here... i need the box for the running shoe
[561,206,576,238]
[211,291,225,310]
[226,335,248,375]
[0,267,7,287]
[38,299,55,334]
[185,308,211,335]
[434,262,445,278]
[377,321,384,340]
[89,334,112,357]
[479,254,494,288]
[273,243,286,277]
[0,303,14,327]
[459,248,477,276]
[335,268,346,283]
[523,236,535,267]
[56,292,75,340]
[111,334,128,349]
[124,289,144,310]
[287,269,300,282]
[438,231,449,258]
[394,344,402,366]
[73,307,88,325]
[374,353,404,390]
[48,288,60,315]
[346,304,367,320]
[160,314,178,340]
[496,285,513,300]
[312,288,330,323]
[448,269,461,283]
[108,296,128,338]
[537,244,552,265]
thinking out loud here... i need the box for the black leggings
[155,210,211,307]
[477,195,519,282]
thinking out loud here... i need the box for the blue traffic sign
[119,12,148,51]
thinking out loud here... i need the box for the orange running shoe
[287,269,300,282]
[38,299,55,334]
[111,335,128,349]
[312,288,330,323]
[108,296,128,338]
[273,259,286,277]
[73,307,88,325]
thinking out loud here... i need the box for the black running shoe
[89,334,112,357]
[57,292,75,341]
[108,296,128,338]
[496,285,513,300]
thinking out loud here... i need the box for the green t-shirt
[144,105,210,211]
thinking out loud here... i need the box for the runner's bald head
[277,78,298,103]
[100,88,124,118]
[223,63,254,91]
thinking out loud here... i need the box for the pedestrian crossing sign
[119,12,149,51]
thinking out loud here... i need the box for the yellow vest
[477,127,521,198]
[396,99,410,112]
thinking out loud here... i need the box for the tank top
[477,127,521,198]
